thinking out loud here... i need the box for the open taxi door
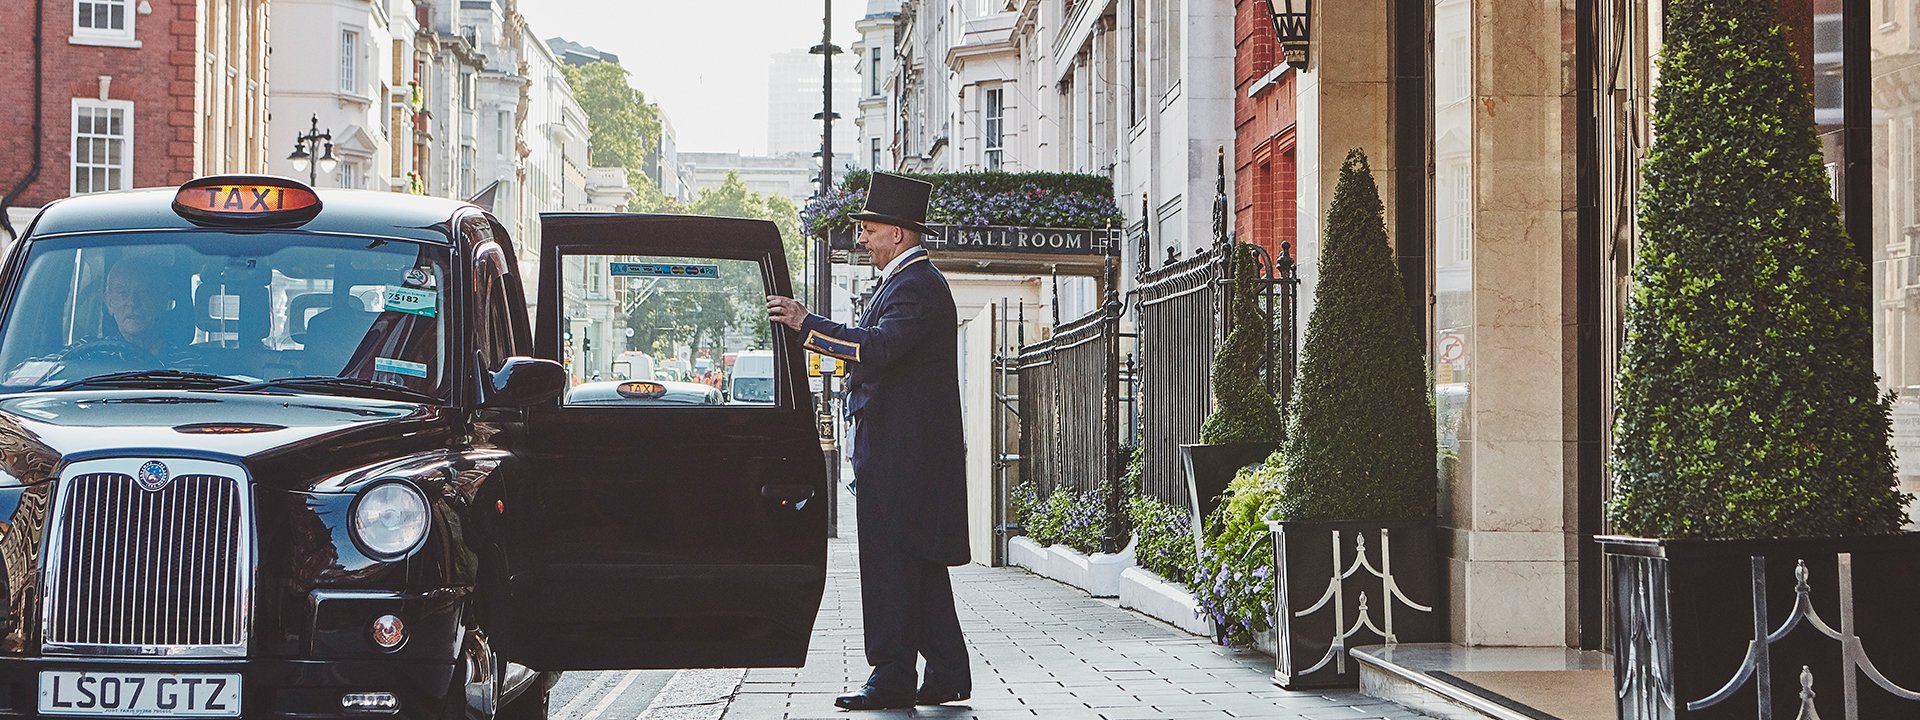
[511,213,828,670]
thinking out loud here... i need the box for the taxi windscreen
[0,232,448,398]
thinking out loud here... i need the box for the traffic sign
[1438,333,1466,364]
[808,353,848,377]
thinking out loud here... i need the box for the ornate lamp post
[286,114,338,186]
[1267,0,1313,70]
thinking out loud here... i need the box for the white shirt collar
[881,247,926,280]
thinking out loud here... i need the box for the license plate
[38,670,241,717]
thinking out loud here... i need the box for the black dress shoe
[834,686,915,710]
[915,688,969,706]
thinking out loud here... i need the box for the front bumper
[0,656,457,719]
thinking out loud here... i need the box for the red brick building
[0,0,269,240]
[1232,0,1299,262]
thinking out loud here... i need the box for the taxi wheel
[496,684,548,720]
[444,640,499,720]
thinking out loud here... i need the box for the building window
[869,47,883,97]
[71,100,133,195]
[336,159,362,189]
[340,29,360,94]
[496,111,511,155]
[871,138,882,170]
[73,0,134,44]
[983,87,1005,170]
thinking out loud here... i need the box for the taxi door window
[557,254,771,408]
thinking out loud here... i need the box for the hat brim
[850,211,938,237]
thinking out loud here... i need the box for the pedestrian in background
[766,172,971,711]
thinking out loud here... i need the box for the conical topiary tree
[1609,0,1911,539]
[1198,242,1286,445]
[1276,149,1435,521]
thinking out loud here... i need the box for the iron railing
[1015,262,1131,552]
[1013,149,1300,543]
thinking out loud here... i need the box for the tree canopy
[560,61,673,212]
[623,172,811,359]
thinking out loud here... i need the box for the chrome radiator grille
[44,471,248,651]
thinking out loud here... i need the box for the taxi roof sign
[172,175,323,226]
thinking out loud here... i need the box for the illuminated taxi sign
[172,175,323,226]
[616,381,667,399]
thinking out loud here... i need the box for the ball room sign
[830,225,1119,257]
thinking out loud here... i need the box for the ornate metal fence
[1015,265,1132,552]
[1134,247,1226,506]
[1013,152,1300,541]
[1016,296,1122,499]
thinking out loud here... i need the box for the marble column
[1294,0,1391,324]
[1443,0,1582,647]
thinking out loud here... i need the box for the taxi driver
[103,258,175,358]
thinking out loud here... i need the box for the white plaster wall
[265,0,395,190]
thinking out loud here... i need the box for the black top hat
[851,172,938,236]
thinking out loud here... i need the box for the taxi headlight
[350,482,429,560]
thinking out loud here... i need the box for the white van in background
[729,351,776,405]
[610,352,657,382]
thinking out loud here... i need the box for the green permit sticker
[374,357,429,378]
[382,286,437,317]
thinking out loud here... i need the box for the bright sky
[518,0,865,156]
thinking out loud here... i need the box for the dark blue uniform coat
[800,247,971,693]
[800,248,970,566]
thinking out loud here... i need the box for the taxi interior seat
[188,274,292,379]
[300,297,378,377]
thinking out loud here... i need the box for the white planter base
[1007,536,1048,571]
[1118,567,1210,637]
[1007,537,1136,598]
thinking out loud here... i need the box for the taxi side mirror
[486,357,567,407]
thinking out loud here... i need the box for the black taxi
[0,176,829,718]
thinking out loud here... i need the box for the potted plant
[1266,149,1442,689]
[1181,242,1286,555]
[1603,2,1919,717]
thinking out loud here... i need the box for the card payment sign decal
[609,262,719,279]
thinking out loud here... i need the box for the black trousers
[858,536,969,693]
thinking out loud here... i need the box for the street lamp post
[286,114,339,186]
[811,0,844,534]
[1266,0,1313,69]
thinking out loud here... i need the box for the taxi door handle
[761,484,815,505]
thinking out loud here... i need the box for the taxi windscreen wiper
[220,376,438,403]
[27,369,250,392]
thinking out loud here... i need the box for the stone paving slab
[719,487,1431,720]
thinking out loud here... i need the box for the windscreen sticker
[380,286,438,318]
[403,267,436,288]
[374,357,430,378]
[609,262,720,279]
[5,361,58,386]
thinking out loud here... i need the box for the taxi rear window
[0,232,450,398]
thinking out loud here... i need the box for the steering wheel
[60,338,159,365]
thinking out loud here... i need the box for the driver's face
[104,268,167,341]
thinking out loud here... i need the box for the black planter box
[1180,442,1275,541]
[1603,532,1920,719]
[1270,518,1445,689]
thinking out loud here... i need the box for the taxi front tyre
[496,683,549,720]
